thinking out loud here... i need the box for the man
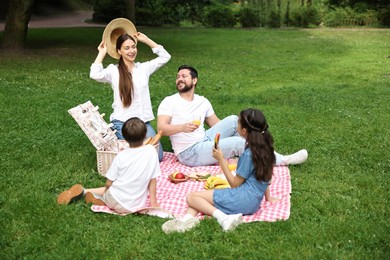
[157,65,308,167]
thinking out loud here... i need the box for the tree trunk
[2,0,35,50]
[124,0,136,25]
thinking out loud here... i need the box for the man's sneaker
[284,149,308,165]
[84,192,105,206]
[162,217,200,234]
[57,184,84,205]
[220,213,243,232]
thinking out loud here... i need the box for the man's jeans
[177,115,285,167]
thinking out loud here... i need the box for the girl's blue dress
[213,148,269,215]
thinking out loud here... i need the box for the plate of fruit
[169,171,189,184]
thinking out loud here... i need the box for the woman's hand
[97,40,107,54]
[93,41,107,64]
[134,32,148,43]
[134,32,158,48]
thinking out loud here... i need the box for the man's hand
[182,122,199,133]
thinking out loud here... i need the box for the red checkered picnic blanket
[92,152,291,222]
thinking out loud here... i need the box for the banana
[214,184,230,189]
[212,178,229,186]
[204,176,230,190]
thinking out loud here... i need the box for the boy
[57,117,160,214]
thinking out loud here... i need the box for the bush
[284,0,291,27]
[291,6,320,27]
[267,9,281,28]
[378,5,390,26]
[136,7,165,26]
[238,6,260,28]
[323,7,378,27]
[136,0,180,26]
[92,0,179,26]
[92,0,125,23]
[323,7,349,27]
[176,4,203,25]
[361,10,379,26]
[202,4,236,28]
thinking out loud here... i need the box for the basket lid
[68,100,118,150]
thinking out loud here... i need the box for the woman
[90,31,171,161]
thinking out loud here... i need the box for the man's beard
[176,81,194,93]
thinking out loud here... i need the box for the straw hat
[102,18,137,59]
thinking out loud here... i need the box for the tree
[124,0,136,23]
[2,0,36,50]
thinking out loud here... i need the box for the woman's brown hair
[116,34,136,107]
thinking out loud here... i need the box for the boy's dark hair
[178,65,198,79]
[122,117,147,144]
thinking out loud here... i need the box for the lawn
[0,27,389,259]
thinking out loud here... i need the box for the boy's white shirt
[105,144,161,212]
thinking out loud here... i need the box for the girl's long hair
[239,109,275,182]
[116,34,135,107]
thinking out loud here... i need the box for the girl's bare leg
[162,190,214,233]
[186,190,215,216]
[186,189,243,232]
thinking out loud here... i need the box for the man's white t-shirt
[157,93,215,155]
[105,144,160,212]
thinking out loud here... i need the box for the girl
[162,108,278,233]
[90,32,171,161]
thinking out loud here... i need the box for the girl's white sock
[212,209,227,224]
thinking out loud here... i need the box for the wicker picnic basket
[96,143,159,176]
[68,100,159,176]
[96,150,117,176]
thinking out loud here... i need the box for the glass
[192,115,201,126]
[227,157,238,171]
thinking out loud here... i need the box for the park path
[0,11,104,31]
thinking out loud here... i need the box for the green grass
[0,27,389,259]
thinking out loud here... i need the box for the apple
[175,173,186,179]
